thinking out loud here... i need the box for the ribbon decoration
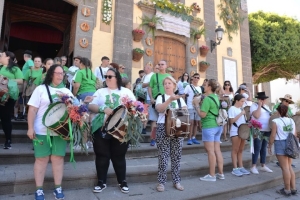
[68,118,75,164]
[250,127,254,154]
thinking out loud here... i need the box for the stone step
[0,149,276,196]
[0,141,239,165]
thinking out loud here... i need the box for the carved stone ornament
[145,37,153,46]
[190,46,196,54]
[190,70,195,76]
[81,7,91,17]
[145,48,153,57]
[190,58,197,66]
[80,22,90,32]
[79,38,89,48]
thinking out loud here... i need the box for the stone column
[113,0,134,81]
[0,0,5,34]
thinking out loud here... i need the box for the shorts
[274,140,286,156]
[202,126,223,142]
[149,101,158,121]
[188,109,200,121]
[33,135,67,158]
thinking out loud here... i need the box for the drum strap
[99,66,104,80]
[190,84,200,95]
[45,84,53,104]
[162,94,181,108]
[233,110,247,128]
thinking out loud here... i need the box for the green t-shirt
[149,73,170,98]
[273,103,293,117]
[74,68,96,95]
[0,65,24,79]
[22,59,34,76]
[24,68,43,85]
[120,73,128,79]
[63,66,69,72]
[201,93,219,128]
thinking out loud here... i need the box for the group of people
[0,51,298,199]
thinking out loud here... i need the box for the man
[148,60,170,146]
[136,70,145,84]
[94,56,110,82]
[67,56,81,92]
[184,73,202,145]
[61,56,69,72]
[22,50,34,76]
[166,67,175,78]
[119,65,129,79]
[273,94,294,117]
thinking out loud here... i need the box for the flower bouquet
[248,119,266,154]
[199,45,209,57]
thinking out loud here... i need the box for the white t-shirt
[155,94,187,123]
[241,93,252,107]
[94,66,109,82]
[142,72,154,101]
[177,81,189,95]
[272,117,296,140]
[228,106,246,137]
[67,66,79,84]
[250,103,271,132]
[184,84,202,109]
[27,85,74,136]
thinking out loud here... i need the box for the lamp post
[210,26,224,52]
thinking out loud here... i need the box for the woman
[118,64,128,79]
[228,94,250,176]
[122,78,131,90]
[27,64,73,200]
[40,58,54,83]
[268,104,297,196]
[155,76,187,192]
[73,57,96,101]
[235,83,252,107]
[177,72,189,95]
[88,68,135,194]
[0,51,23,149]
[193,79,224,181]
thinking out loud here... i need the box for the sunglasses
[169,71,174,73]
[193,77,200,79]
[225,84,230,86]
[104,75,116,79]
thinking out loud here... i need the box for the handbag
[0,75,10,105]
[208,96,228,126]
[25,69,38,97]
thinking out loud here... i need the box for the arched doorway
[154,36,186,80]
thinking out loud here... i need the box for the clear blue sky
[247,0,300,20]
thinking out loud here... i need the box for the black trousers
[93,131,129,184]
[0,98,15,142]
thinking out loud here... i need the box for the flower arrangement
[133,48,145,62]
[133,48,145,54]
[121,96,148,121]
[132,29,145,42]
[200,45,209,50]
[140,15,163,37]
[199,61,210,72]
[199,45,209,57]
[102,0,113,25]
[191,2,201,12]
[248,119,265,140]
[199,61,210,66]
[133,29,145,34]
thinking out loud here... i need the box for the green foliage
[218,0,245,41]
[190,27,205,44]
[133,48,145,54]
[139,15,163,37]
[249,11,300,83]
[199,61,210,66]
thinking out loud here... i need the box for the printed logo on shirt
[105,93,121,109]
[169,101,176,109]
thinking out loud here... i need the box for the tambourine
[190,58,197,66]
[190,46,196,54]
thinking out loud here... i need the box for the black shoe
[93,181,106,193]
[277,188,291,196]
[291,189,297,195]
[4,140,11,149]
[119,180,129,193]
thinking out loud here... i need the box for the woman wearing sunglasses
[177,72,189,95]
[221,81,234,141]
[88,68,136,194]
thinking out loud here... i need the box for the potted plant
[191,2,201,13]
[132,29,145,42]
[140,15,163,37]
[190,27,205,44]
[199,45,209,57]
[199,61,210,72]
[132,48,145,62]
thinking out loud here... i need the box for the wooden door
[0,8,11,51]
[154,36,186,80]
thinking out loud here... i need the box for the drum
[0,75,9,105]
[244,106,251,121]
[269,112,280,129]
[103,105,129,142]
[42,102,70,140]
[238,123,250,140]
[292,114,300,138]
[192,94,204,107]
[165,108,190,138]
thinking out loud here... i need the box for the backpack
[207,96,228,126]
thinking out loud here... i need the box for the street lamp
[210,26,224,52]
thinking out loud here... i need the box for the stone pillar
[113,0,134,81]
[0,0,5,34]
[203,0,218,80]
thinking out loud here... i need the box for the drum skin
[238,123,250,140]
[244,106,251,122]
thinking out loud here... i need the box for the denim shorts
[188,109,200,121]
[77,92,95,102]
[202,126,223,142]
[274,140,286,156]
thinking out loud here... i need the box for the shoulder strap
[162,94,181,108]
[162,94,165,102]
[45,85,53,104]
[156,73,160,93]
[190,84,199,95]
[261,105,271,114]
[208,96,219,117]
[99,66,103,79]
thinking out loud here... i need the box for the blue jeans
[252,131,271,165]
[77,92,95,102]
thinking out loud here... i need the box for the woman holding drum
[27,64,73,200]
[155,76,187,192]
[88,68,136,194]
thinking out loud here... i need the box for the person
[53,57,62,65]
[118,64,128,79]
[200,78,208,94]
[66,56,81,92]
[94,56,110,82]
[250,92,273,174]
[88,68,136,194]
[22,50,34,76]
[177,76,181,83]
[0,51,24,149]
[193,79,224,181]
[184,73,201,145]
[273,94,294,117]
[27,64,74,200]
[122,78,131,90]
[228,94,250,177]
[40,58,54,83]
[236,83,252,107]
[148,60,170,146]
[177,72,189,95]
[135,70,145,85]
[72,57,96,101]
[155,76,186,192]
[61,56,69,72]
[154,65,159,73]
[166,67,175,78]
[268,104,297,196]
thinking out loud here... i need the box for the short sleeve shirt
[22,59,34,76]
[0,66,24,79]
[200,94,219,128]
[228,106,246,136]
[24,68,43,85]
[184,84,202,109]
[149,73,170,98]
[250,103,271,132]
[74,68,96,95]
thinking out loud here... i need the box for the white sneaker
[250,167,259,174]
[261,165,273,173]
[200,174,216,182]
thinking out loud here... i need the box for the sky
[247,0,300,20]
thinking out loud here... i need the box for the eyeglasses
[193,77,200,79]
[225,84,230,86]
[158,64,164,66]
[54,72,65,76]
[104,75,116,79]
[169,71,174,73]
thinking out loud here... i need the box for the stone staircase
[0,121,300,200]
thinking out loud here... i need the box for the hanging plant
[190,27,205,44]
[199,45,209,57]
[140,15,163,37]
[218,0,245,41]
[199,61,210,72]
[132,29,145,42]
[102,0,113,25]
[132,48,145,62]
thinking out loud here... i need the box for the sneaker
[3,140,11,150]
[93,181,107,193]
[35,189,45,200]
[216,173,225,180]
[53,187,65,200]
[276,188,291,196]
[261,165,273,173]
[250,167,259,174]
[119,181,129,193]
[192,138,200,144]
[187,139,193,145]
[200,174,216,182]
[232,168,243,177]
[87,141,93,148]
[291,189,297,195]
[239,167,250,175]
[150,139,156,146]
